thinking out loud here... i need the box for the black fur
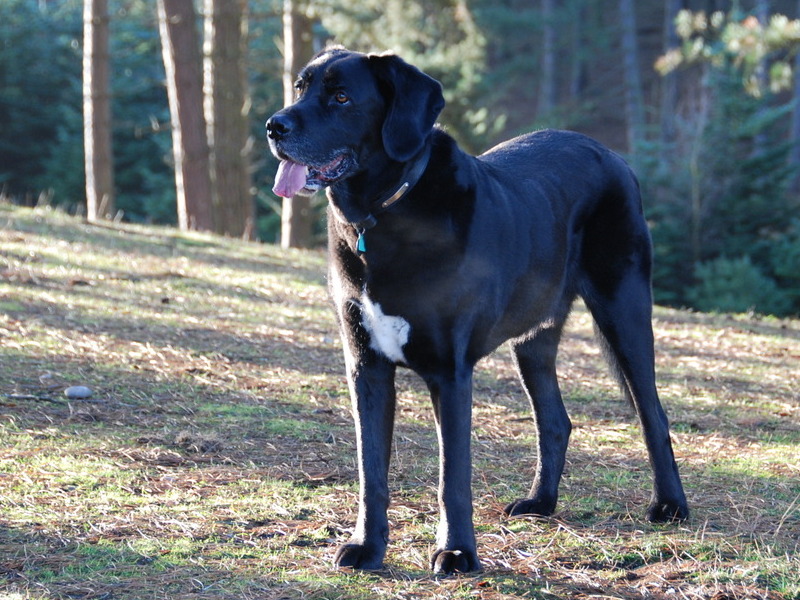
[266,48,688,575]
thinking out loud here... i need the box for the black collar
[353,144,432,232]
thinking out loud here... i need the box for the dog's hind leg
[504,322,572,518]
[581,274,689,522]
[575,176,688,522]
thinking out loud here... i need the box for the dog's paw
[334,542,385,570]
[503,496,556,518]
[431,548,481,574]
[646,500,689,523]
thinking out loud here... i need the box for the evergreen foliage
[689,255,791,315]
[110,5,175,224]
[769,219,800,306]
[0,0,82,200]
[642,64,798,316]
[0,0,175,221]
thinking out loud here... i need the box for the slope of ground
[1,203,798,599]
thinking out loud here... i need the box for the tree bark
[157,0,213,232]
[792,0,800,191]
[619,0,645,153]
[204,0,253,239]
[280,0,315,249]
[753,0,770,155]
[660,0,682,161]
[538,0,556,117]
[569,0,586,102]
[82,0,114,221]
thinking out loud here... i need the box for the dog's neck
[350,143,432,233]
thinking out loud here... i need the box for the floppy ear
[368,54,445,162]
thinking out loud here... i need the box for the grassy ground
[1,202,798,600]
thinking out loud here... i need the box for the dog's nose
[266,113,292,141]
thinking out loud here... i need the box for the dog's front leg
[334,334,397,570]
[427,371,482,574]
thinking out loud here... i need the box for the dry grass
[1,202,798,599]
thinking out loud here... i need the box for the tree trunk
[690,66,712,267]
[157,0,213,232]
[569,0,586,102]
[753,0,770,155]
[618,0,645,153]
[538,0,556,117]
[660,0,682,161]
[792,0,800,191]
[280,0,315,249]
[82,0,114,221]
[204,0,253,239]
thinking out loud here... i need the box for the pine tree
[158,0,214,232]
[280,0,315,249]
[82,0,115,220]
[204,0,253,238]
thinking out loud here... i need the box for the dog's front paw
[503,496,556,518]
[431,548,481,574]
[334,542,386,570]
[646,499,689,523]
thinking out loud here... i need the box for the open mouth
[272,154,351,198]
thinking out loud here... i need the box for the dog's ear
[368,54,445,162]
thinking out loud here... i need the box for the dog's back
[479,129,643,221]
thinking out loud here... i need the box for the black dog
[266,47,688,574]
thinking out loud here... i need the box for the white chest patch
[360,293,411,364]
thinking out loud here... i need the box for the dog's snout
[266,113,293,141]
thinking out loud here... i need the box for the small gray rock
[64,385,93,400]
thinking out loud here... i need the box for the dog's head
[266,48,444,216]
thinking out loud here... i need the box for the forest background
[1,0,800,317]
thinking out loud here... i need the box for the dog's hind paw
[431,548,481,574]
[334,542,385,570]
[646,500,689,523]
[503,496,557,518]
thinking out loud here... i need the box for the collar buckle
[379,182,410,211]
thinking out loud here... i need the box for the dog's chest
[360,292,410,364]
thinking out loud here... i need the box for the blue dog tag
[357,230,366,253]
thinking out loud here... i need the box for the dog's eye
[294,79,305,96]
[334,91,349,105]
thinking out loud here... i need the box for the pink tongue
[273,160,308,198]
